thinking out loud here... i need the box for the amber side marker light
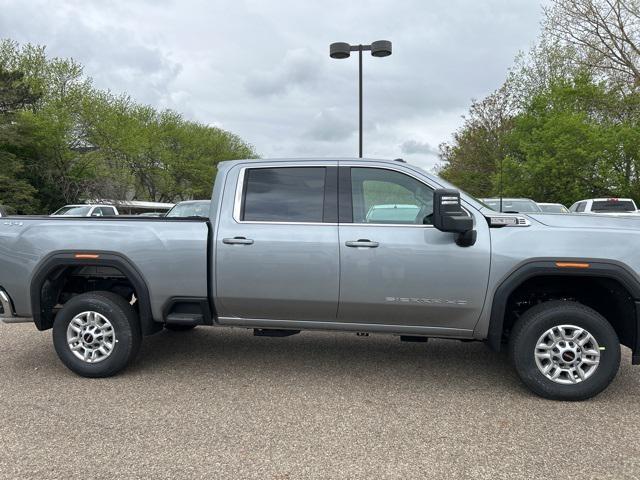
[555,262,590,269]
[74,254,100,259]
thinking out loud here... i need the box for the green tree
[0,67,39,212]
[0,39,257,212]
[502,73,640,205]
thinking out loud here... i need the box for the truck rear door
[215,162,340,322]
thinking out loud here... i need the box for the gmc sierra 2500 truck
[2,158,640,400]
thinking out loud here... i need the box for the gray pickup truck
[2,158,640,400]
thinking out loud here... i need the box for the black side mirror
[433,189,476,247]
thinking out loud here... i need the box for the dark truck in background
[2,157,640,400]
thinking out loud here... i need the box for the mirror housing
[432,189,476,247]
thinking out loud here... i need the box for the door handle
[223,236,254,245]
[345,239,379,248]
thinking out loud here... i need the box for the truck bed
[0,216,210,320]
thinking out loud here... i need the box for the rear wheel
[509,300,620,401]
[53,291,141,377]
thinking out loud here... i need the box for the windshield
[53,206,92,216]
[591,200,637,213]
[539,204,569,213]
[165,201,210,218]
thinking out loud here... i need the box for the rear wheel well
[501,275,636,351]
[32,254,160,335]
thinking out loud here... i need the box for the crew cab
[2,158,640,400]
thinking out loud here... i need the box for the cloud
[305,109,355,141]
[0,0,544,167]
[400,140,439,156]
[245,48,323,97]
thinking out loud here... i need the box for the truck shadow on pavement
[129,327,527,395]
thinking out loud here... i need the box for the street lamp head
[330,42,351,59]
[371,40,392,57]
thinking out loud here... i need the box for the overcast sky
[0,0,543,169]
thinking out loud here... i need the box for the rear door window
[242,167,326,223]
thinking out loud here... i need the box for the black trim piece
[338,166,353,223]
[487,260,640,354]
[205,221,217,319]
[30,251,160,336]
[162,296,212,325]
[323,167,338,223]
[634,301,640,365]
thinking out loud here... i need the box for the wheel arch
[487,259,640,365]
[30,251,160,336]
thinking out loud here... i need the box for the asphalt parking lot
[1,322,640,479]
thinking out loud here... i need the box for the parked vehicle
[365,204,422,223]
[569,198,639,215]
[481,198,543,213]
[165,200,211,218]
[137,212,165,217]
[538,203,570,214]
[2,158,640,400]
[51,204,119,217]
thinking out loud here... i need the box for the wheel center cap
[562,351,575,362]
[83,333,94,343]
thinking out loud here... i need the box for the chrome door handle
[223,237,254,245]
[345,239,379,248]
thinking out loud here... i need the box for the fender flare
[487,259,640,361]
[30,251,160,335]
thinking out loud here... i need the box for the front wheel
[52,291,141,378]
[509,300,620,401]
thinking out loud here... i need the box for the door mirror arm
[432,189,476,247]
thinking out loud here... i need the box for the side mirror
[433,189,476,247]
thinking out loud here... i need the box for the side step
[253,328,300,337]
[165,313,204,327]
[400,335,428,343]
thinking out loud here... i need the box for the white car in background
[569,198,639,216]
[538,202,570,213]
[51,204,119,217]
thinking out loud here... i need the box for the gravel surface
[1,322,640,479]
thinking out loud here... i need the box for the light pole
[329,40,392,158]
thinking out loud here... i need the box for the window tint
[351,168,434,225]
[576,202,586,213]
[242,167,326,222]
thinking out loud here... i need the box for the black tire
[52,291,142,378]
[164,324,197,332]
[509,300,620,401]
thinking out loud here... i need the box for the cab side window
[242,167,326,223]
[350,168,434,225]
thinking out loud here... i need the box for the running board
[253,329,300,337]
[165,313,204,326]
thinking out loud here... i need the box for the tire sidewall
[512,304,620,401]
[53,294,137,377]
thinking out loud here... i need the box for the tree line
[0,40,257,214]
[439,0,640,207]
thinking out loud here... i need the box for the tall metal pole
[499,158,504,212]
[358,46,363,158]
[329,40,391,159]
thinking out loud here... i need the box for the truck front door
[337,164,491,333]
